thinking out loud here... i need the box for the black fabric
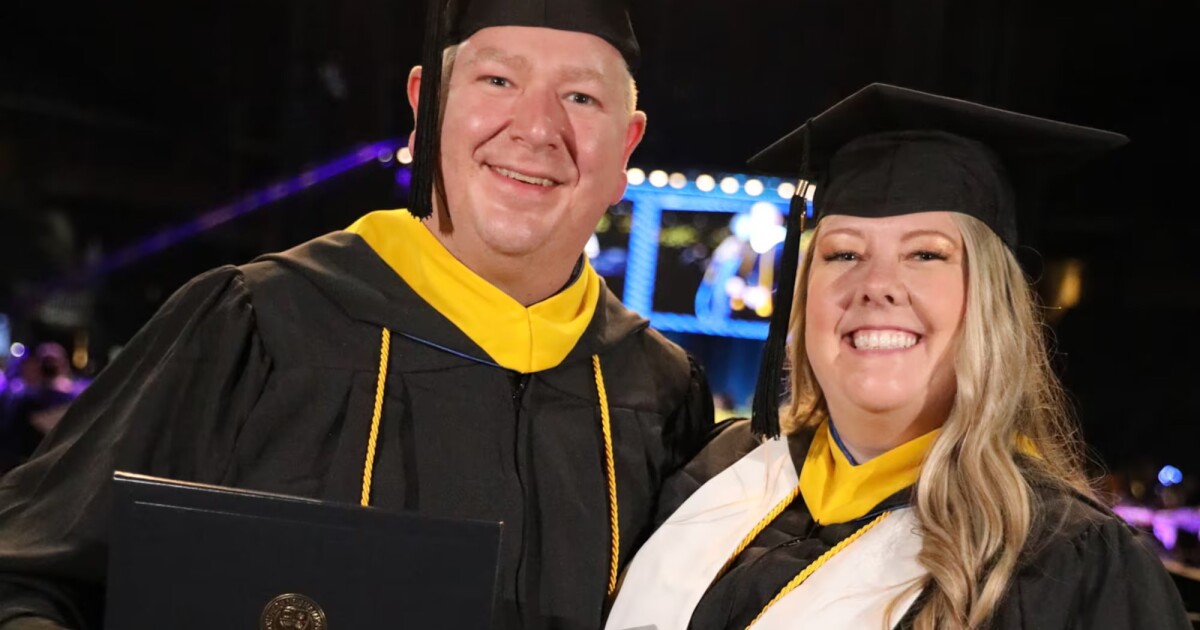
[1,619,68,630]
[0,231,713,630]
[821,130,1018,246]
[0,390,69,474]
[747,83,1128,249]
[450,0,639,71]
[658,420,1192,630]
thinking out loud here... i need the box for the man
[0,1,713,628]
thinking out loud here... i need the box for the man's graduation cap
[409,0,640,219]
[746,83,1128,438]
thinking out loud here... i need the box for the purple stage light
[64,140,408,285]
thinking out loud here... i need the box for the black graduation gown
[659,420,1191,630]
[0,231,714,630]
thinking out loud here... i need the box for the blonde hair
[783,212,1094,628]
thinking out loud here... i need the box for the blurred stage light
[1048,259,1085,312]
[395,167,412,188]
[648,170,669,188]
[777,182,796,199]
[747,202,787,254]
[1159,465,1183,486]
[10,343,26,358]
[626,168,646,185]
[744,179,764,196]
[397,147,413,164]
[668,172,687,189]
[696,174,716,192]
[719,177,739,194]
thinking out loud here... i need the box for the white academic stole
[606,439,926,630]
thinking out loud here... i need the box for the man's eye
[568,93,597,106]
[485,76,510,88]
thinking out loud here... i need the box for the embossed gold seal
[260,593,328,630]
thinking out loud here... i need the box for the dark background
[1,0,1197,475]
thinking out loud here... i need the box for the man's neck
[422,222,577,307]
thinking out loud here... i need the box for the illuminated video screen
[617,171,809,340]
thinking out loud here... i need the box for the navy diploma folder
[105,472,502,629]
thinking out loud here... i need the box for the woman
[606,84,1191,629]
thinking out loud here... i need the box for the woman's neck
[829,411,945,464]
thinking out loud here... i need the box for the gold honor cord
[356,331,622,599]
[593,355,620,597]
[717,483,804,581]
[745,511,890,629]
[361,327,392,507]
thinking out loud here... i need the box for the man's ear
[623,110,648,162]
[612,111,648,203]
[407,65,423,150]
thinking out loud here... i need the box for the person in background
[1,344,77,475]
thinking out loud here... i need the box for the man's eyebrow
[559,66,606,84]
[464,46,530,72]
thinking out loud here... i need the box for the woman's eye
[912,250,948,262]
[823,251,859,262]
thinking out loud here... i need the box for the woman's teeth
[852,330,919,350]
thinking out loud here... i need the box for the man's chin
[479,234,546,259]
[476,220,556,257]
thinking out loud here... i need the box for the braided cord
[717,482,804,580]
[746,511,891,629]
[592,355,620,596]
[360,327,392,507]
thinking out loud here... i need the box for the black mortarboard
[408,0,640,219]
[746,83,1128,438]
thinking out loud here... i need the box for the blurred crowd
[0,343,85,474]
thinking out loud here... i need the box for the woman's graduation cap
[746,83,1128,438]
[408,0,640,219]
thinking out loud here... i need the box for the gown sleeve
[0,267,273,630]
[661,356,717,475]
[652,418,760,528]
[991,512,1192,629]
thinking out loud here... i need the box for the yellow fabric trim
[1016,434,1041,458]
[361,327,391,507]
[593,355,620,597]
[746,511,891,629]
[347,210,601,373]
[800,422,939,525]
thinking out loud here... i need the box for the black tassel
[750,185,807,438]
[751,121,813,438]
[408,0,450,220]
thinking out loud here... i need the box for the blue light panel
[621,173,811,340]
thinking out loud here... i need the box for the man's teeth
[852,330,918,350]
[494,166,555,187]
